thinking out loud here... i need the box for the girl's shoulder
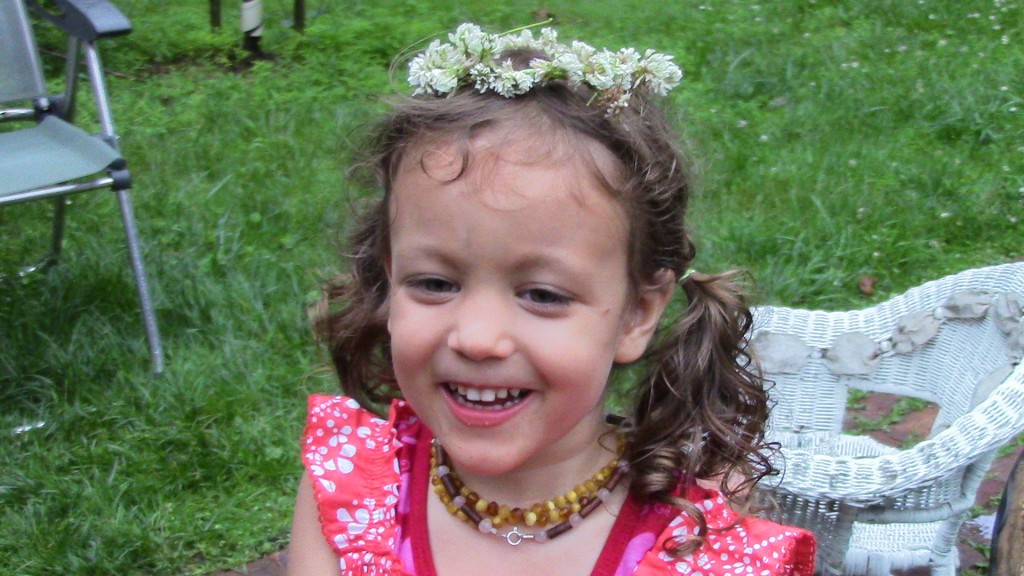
[304,394,420,450]
[632,488,816,576]
[302,394,422,481]
[301,395,423,573]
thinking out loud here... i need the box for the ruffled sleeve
[633,489,816,576]
[302,395,417,576]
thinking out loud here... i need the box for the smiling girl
[287,23,816,576]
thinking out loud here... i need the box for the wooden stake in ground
[991,451,1024,576]
[293,0,304,33]
[210,0,221,29]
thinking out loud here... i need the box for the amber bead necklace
[429,436,628,546]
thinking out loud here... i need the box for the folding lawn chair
[1,0,163,373]
[749,262,1024,574]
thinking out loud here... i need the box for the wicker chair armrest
[766,362,1024,505]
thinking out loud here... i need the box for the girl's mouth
[444,383,531,410]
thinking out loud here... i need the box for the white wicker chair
[749,262,1024,575]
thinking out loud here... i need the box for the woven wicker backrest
[751,263,1024,439]
[749,263,1024,574]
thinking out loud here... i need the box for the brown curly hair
[315,50,776,555]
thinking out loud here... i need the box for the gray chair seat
[0,116,120,199]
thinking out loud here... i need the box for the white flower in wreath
[496,29,535,53]
[490,59,538,97]
[409,41,469,95]
[450,23,494,59]
[547,52,583,83]
[582,51,617,91]
[615,47,642,82]
[640,50,683,95]
[539,27,559,51]
[570,40,596,63]
[469,62,497,92]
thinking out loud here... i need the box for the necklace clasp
[503,526,533,546]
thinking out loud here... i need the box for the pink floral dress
[302,395,816,575]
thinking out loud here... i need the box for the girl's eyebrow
[395,237,508,278]
[509,252,590,280]
[396,242,591,283]
[392,244,462,269]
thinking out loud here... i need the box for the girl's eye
[410,277,458,294]
[520,287,571,307]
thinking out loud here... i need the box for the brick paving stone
[216,550,287,576]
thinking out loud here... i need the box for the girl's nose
[447,297,515,361]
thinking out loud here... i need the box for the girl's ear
[615,269,676,364]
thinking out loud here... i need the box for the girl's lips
[441,383,533,427]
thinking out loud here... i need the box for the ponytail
[626,269,776,555]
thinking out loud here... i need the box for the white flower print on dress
[303,396,409,575]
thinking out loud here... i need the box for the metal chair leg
[50,195,67,262]
[115,188,164,375]
[82,41,164,374]
[8,197,66,278]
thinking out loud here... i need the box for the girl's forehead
[388,129,633,265]
[388,127,631,234]
[396,123,624,204]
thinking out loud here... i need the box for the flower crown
[407,23,683,114]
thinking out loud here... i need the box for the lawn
[1,0,1021,574]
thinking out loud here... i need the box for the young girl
[288,23,816,576]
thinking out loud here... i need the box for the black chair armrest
[27,0,131,41]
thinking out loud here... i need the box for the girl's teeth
[447,384,528,409]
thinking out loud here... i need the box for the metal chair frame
[1,0,163,373]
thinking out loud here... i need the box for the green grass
[2,0,1022,573]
